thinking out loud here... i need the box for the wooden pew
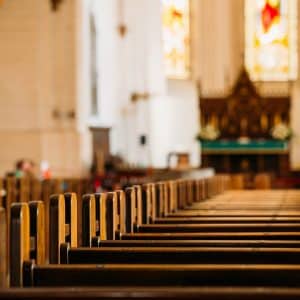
[82,191,126,247]
[29,201,46,265]
[0,207,7,287]
[81,182,202,245]
[154,216,300,224]
[38,192,300,266]
[9,200,300,287]
[136,223,300,233]
[120,188,300,240]
[49,194,77,263]
[79,191,299,240]
[20,262,300,288]
[61,243,300,265]
[113,188,300,240]
[79,190,300,246]
[0,178,5,208]
[10,201,46,286]
[120,232,300,240]
[9,181,300,291]
[3,287,300,300]
[98,239,300,248]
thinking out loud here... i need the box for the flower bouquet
[270,123,292,141]
[197,124,220,141]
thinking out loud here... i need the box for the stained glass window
[162,0,190,79]
[245,0,297,81]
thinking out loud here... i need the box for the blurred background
[0,0,299,189]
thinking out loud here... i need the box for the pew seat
[61,244,300,265]
[120,232,300,240]
[154,217,300,224]
[23,263,300,287]
[98,239,300,248]
[137,223,300,233]
[3,287,300,300]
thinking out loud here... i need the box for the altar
[201,140,289,176]
[202,140,288,153]
[199,69,291,177]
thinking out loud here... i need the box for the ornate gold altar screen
[199,69,290,177]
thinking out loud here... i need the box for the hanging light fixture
[117,0,127,37]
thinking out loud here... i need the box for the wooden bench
[10,175,300,294]
[78,186,300,244]
[51,193,300,265]
[8,200,300,288]
[120,232,300,240]
[98,239,300,248]
[154,216,300,224]
[0,207,7,287]
[20,262,300,288]
[10,195,300,269]
[3,287,300,300]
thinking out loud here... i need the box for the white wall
[81,0,200,169]
[150,80,200,168]
[0,0,82,177]
[124,0,200,168]
[0,0,224,176]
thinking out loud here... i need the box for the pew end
[0,207,8,287]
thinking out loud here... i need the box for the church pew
[45,193,300,265]
[10,205,300,288]
[17,193,300,264]
[61,243,300,265]
[48,194,77,263]
[146,182,290,223]
[158,183,299,213]
[80,188,300,244]
[28,201,46,265]
[119,187,300,239]
[171,211,300,217]
[9,186,300,290]
[81,184,164,247]
[20,262,300,288]
[10,201,47,286]
[7,176,219,266]
[82,187,150,246]
[98,239,300,248]
[135,188,300,232]
[120,232,300,240]
[154,217,300,224]
[164,190,300,217]
[3,287,300,300]
[0,207,7,287]
[10,202,300,287]
[128,187,300,235]
[76,192,300,249]
[0,178,5,208]
[123,188,300,237]
[136,223,300,233]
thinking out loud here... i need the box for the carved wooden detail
[200,69,291,179]
[200,69,290,139]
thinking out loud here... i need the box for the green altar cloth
[201,140,289,154]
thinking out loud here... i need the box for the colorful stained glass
[162,0,190,79]
[245,0,298,81]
